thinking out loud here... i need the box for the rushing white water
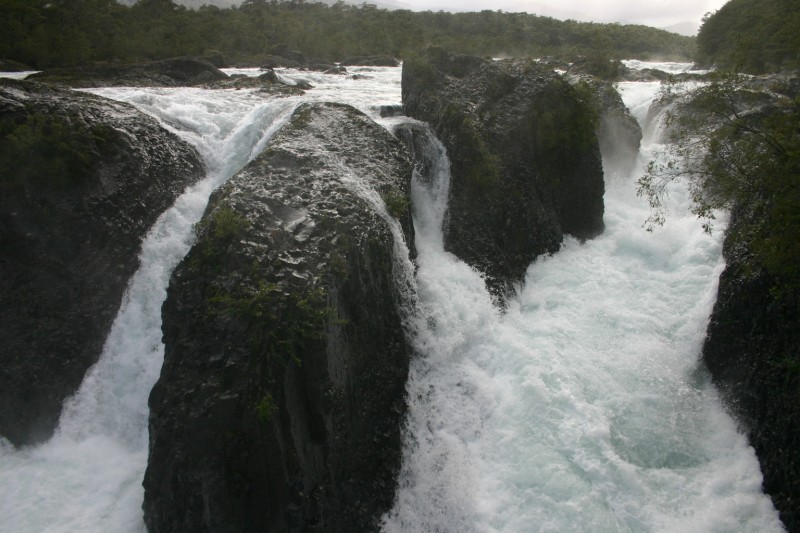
[0,80,300,533]
[0,64,783,532]
[383,69,784,532]
[0,70,40,80]
[621,60,709,75]
[0,66,411,533]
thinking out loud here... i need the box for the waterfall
[0,66,409,532]
[382,76,784,532]
[0,64,784,532]
[0,88,298,533]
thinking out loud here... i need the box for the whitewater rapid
[0,67,396,533]
[382,73,784,532]
[0,64,784,532]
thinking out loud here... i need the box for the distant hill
[661,22,699,36]
[508,1,592,21]
[116,0,241,6]
[116,0,412,9]
[3,1,695,69]
[697,0,800,72]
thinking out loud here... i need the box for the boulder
[379,104,404,117]
[205,71,306,94]
[259,55,305,70]
[567,73,642,177]
[402,47,605,298]
[27,56,228,88]
[341,55,400,67]
[201,51,228,69]
[143,102,415,532]
[0,59,34,72]
[268,45,307,65]
[0,78,205,446]
[703,199,800,533]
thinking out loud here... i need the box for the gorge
[0,53,794,532]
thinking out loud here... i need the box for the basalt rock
[268,45,307,65]
[259,55,306,70]
[205,71,306,94]
[27,56,228,88]
[402,47,604,298]
[567,73,642,177]
[144,102,415,532]
[703,199,800,533]
[0,59,34,72]
[341,55,400,67]
[0,78,205,446]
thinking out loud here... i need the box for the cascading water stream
[0,67,409,532]
[383,72,784,532]
[0,64,784,532]
[0,86,299,533]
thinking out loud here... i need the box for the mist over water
[0,65,783,532]
[383,69,783,532]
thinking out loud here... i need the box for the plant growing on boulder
[637,72,800,289]
[0,113,119,189]
[210,280,331,367]
[382,189,410,219]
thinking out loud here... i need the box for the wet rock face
[402,47,605,298]
[0,78,205,446]
[703,201,800,532]
[341,55,400,67]
[596,84,642,176]
[567,73,642,177]
[144,102,414,533]
[27,56,228,88]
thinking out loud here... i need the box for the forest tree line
[0,0,696,69]
[644,0,799,290]
[696,0,800,73]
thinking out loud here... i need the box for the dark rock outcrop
[0,59,34,72]
[567,57,627,81]
[594,82,642,176]
[341,55,400,67]
[402,47,605,297]
[201,51,228,69]
[205,70,307,94]
[567,74,642,177]
[144,102,414,532]
[27,56,228,88]
[379,104,404,117]
[259,55,306,70]
[703,201,800,532]
[0,78,205,446]
[255,46,338,72]
[268,45,307,65]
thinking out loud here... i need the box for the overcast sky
[395,0,730,28]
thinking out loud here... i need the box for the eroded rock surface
[27,56,228,88]
[144,102,414,532]
[567,73,642,177]
[402,47,604,298]
[703,200,800,532]
[0,78,205,445]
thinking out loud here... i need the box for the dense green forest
[0,0,695,69]
[679,0,799,287]
[696,0,800,73]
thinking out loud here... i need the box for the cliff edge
[402,47,605,298]
[144,102,415,532]
[0,78,204,446]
